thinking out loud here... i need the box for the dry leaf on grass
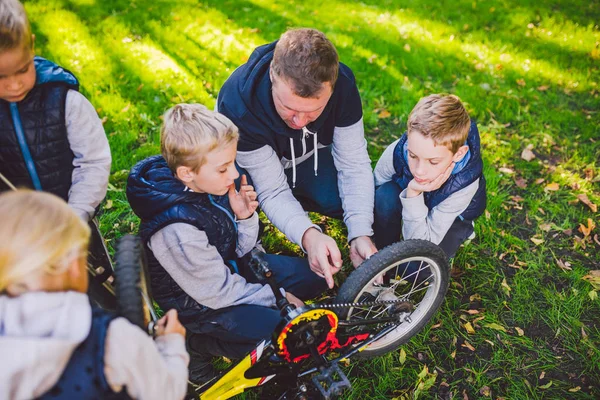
[501,278,512,297]
[544,182,560,192]
[377,109,391,119]
[515,177,528,188]
[464,322,476,334]
[557,259,572,271]
[530,236,544,245]
[577,194,597,212]
[461,341,476,351]
[578,218,596,237]
[515,327,524,336]
[582,270,600,290]
[484,323,507,332]
[521,145,536,161]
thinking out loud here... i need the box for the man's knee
[375,182,402,222]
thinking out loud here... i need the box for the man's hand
[155,309,186,338]
[302,228,342,289]
[349,236,378,268]
[407,162,455,198]
[228,174,259,220]
[285,292,304,308]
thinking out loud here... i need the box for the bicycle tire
[335,240,449,359]
[113,235,153,331]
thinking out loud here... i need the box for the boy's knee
[375,182,402,220]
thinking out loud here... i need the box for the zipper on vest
[10,102,43,190]
[208,194,238,236]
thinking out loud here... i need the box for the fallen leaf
[501,278,512,297]
[521,145,536,161]
[120,103,130,113]
[515,177,528,189]
[568,386,581,393]
[588,290,597,301]
[537,85,550,91]
[582,271,600,290]
[539,381,553,389]
[539,371,546,379]
[470,293,482,301]
[516,78,526,86]
[404,43,411,52]
[539,223,552,232]
[378,109,391,119]
[557,259,572,271]
[104,199,113,210]
[581,326,588,340]
[515,327,524,336]
[467,309,480,315]
[535,178,545,184]
[485,210,491,220]
[483,322,507,332]
[530,236,544,245]
[464,322,476,334]
[578,218,596,237]
[544,182,560,192]
[499,167,514,175]
[399,348,407,364]
[479,385,491,396]
[136,83,144,92]
[577,194,597,212]
[461,341,476,351]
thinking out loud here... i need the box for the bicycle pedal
[311,364,351,399]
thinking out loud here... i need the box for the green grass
[25,0,600,398]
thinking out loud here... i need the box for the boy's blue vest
[0,57,79,200]
[126,156,239,332]
[391,120,487,221]
[37,307,131,400]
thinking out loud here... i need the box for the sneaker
[188,354,218,387]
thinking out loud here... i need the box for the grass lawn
[25,0,599,398]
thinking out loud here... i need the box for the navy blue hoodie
[217,41,363,160]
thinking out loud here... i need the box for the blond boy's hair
[0,0,33,51]
[161,104,239,173]
[0,190,90,293]
[407,94,471,154]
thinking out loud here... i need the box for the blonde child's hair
[160,103,239,173]
[407,94,471,154]
[0,0,33,51]
[0,190,90,293]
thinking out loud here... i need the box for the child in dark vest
[126,103,327,385]
[0,190,189,400]
[373,94,487,259]
[0,0,110,221]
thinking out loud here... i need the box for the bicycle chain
[308,298,411,310]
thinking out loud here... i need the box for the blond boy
[0,0,110,221]
[0,190,189,400]
[126,104,326,385]
[373,94,487,258]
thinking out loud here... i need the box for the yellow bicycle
[113,237,450,400]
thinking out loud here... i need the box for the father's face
[270,73,333,130]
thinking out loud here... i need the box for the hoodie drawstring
[290,127,319,189]
[289,137,297,188]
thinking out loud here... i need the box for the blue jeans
[374,181,474,259]
[188,254,328,359]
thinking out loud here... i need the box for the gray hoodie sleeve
[400,180,479,244]
[373,139,400,187]
[236,146,321,249]
[236,212,260,257]
[331,118,374,242]
[149,223,277,309]
[65,90,111,221]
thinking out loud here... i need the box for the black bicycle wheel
[335,240,449,359]
[113,235,153,332]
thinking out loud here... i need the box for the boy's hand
[228,174,259,220]
[407,162,455,198]
[285,292,305,308]
[155,309,186,338]
[349,236,377,268]
[302,228,342,289]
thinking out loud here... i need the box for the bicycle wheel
[113,234,154,332]
[335,240,449,359]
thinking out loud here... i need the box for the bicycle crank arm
[337,315,400,327]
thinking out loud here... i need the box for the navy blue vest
[127,156,240,331]
[392,120,487,221]
[0,57,79,200]
[37,307,130,400]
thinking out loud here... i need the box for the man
[217,28,376,288]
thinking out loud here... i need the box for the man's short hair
[161,104,239,173]
[407,94,471,154]
[0,0,33,51]
[271,28,339,98]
